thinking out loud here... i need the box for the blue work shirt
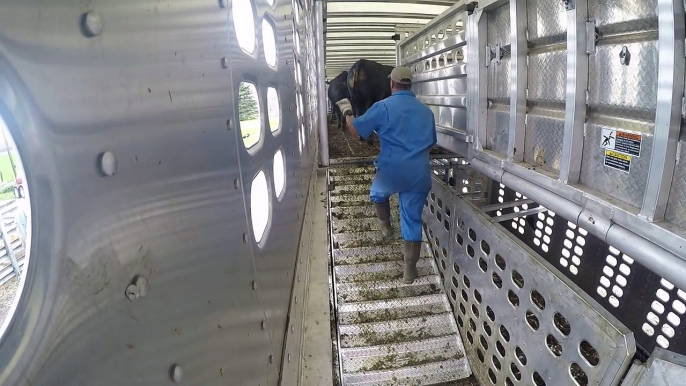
[353,90,437,191]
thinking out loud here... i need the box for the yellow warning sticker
[604,150,631,173]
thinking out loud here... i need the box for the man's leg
[370,176,394,239]
[399,190,428,284]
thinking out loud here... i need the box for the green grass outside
[0,191,13,201]
[0,153,15,183]
[241,118,281,147]
[269,117,280,132]
[241,119,261,148]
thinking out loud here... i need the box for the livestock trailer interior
[0,0,684,385]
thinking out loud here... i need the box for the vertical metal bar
[0,214,20,276]
[315,0,330,166]
[640,0,685,221]
[558,0,589,183]
[508,0,527,162]
[466,9,487,154]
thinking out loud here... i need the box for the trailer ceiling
[324,1,450,79]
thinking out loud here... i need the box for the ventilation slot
[597,245,633,308]
[560,221,586,275]
[642,278,685,349]
[533,209,554,253]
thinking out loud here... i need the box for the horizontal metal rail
[491,207,547,223]
[327,12,437,19]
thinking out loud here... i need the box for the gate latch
[486,44,505,67]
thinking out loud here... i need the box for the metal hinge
[586,21,598,54]
[563,0,574,10]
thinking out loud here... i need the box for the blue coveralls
[353,90,437,242]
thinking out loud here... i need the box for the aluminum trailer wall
[0,0,324,384]
[399,0,686,385]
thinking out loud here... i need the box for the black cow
[327,71,349,130]
[347,59,394,145]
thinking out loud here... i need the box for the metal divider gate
[423,169,634,386]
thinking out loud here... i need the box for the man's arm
[345,115,359,137]
[336,99,359,136]
[336,98,387,140]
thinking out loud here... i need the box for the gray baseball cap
[388,66,413,85]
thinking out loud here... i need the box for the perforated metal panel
[423,175,636,386]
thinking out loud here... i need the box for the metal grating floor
[328,164,473,386]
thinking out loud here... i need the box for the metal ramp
[328,164,473,386]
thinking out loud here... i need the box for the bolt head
[221,57,229,69]
[125,284,139,301]
[170,364,183,383]
[134,275,149,297]
[81,11,103,37]
[99,151,117,177]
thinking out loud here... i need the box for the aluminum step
[328,166,472,385]
[333,244,433,266]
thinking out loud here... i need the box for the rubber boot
[374,201,394,239]
[403,241,422,284]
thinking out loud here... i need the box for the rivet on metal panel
[261,320,266,330]
[125,284,139,301]
[80,11,102,37]
[242,233,247,243]
[218,0,227,8]
[295,296,298,304]
[269,355,274,363]
[169,364,183,383]
[291,325,295,333]
[563,0,574,10]
[221,57,229,69]
[234,179,240,189]
[619,46,631,65]
[288,354,291,363]
[133,275,148,297]
[99,151,117,176]
[297,275,300,282]
[252,280,257,290]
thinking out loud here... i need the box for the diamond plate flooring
[329,165,473,386]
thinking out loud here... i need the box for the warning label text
[600,129,642,157]
[604,150,631,173]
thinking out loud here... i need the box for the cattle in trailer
[327,71,349,130]
[347,59,393,117]
[347,59,394,145]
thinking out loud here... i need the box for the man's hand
[336,99,353,117]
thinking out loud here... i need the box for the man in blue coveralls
[336,67,437,284]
